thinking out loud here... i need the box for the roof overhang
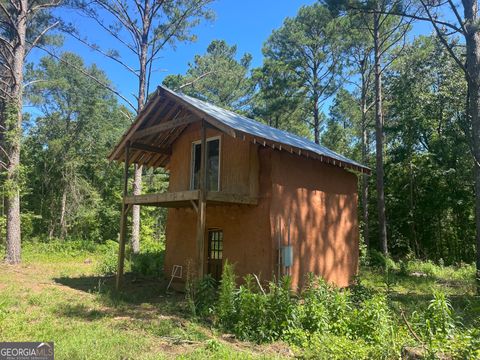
[108,86,371,174]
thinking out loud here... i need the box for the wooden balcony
[123,190,258,207]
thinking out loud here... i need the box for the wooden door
[207,229,223,281]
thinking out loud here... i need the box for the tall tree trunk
[373,11,388,256]
[409,159,419,257]
[131,13,151,255]
[313,100,320,144]
[360,64,370,250]
[312,63,320,144]
[463,0,480,290]
[5,0,27,264]
[361,100,370,249]
[59,188,67,240]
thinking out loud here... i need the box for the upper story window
[191,137,220,191]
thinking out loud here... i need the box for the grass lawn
[0,244,288,359]
[0,243,478,359]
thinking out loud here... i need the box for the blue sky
[30,0,318,110]
[28,0,437,113]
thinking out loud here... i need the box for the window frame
[208,228,223,261]
[190,135,222,192]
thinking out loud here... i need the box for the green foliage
[24,238,100,256]
[0,215,5,249]
[368,250,398,270]
[215,268,396,354]
[96,240,124,276]
[383,36,474,262]
[22,53,130,243]
[233,276,269,341]
[163,39,253,111]
[350,294,392,344]
[185,273,217,318]
[195,275,217,316]
[322,89,362,159]
[452,328,480,360]
[217,261,237,328]
[404,259,475,282]
[229,275,298,342]
[0,243,281,360]
[211,265,480,358]
[250,60,310,136]
[130,236,165,277]
[262,3,344,141]
[3,242,479,359]
[421,291,456,349]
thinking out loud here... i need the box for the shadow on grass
[56,269,186,299]
[54,272,189,322]
[55,273,165,301]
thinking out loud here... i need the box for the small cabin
[109,85,369,290]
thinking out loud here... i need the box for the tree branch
[447,0,466,34]
[177,70,216,91]
[29,0,62,13]
[25,21,59,57]
[419,0,467,76]
[350,5,465,35]
[33,44,137,110]
[67,30,138,75]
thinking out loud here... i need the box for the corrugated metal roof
[160,85,368,171]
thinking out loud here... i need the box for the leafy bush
[406,289,480,358]
[369,250,398,270]
[129,236,165,276]
[412,289,456,357]
[288,331,385,360]
[233,276,270,341]
[424,290,455,340]
[264,276,297,339]
[130,252,164,276]
[24,238,99,257]
[214,268,398,353]
[185,270,217,318]
[218,268,298,342]
[452,328,480,359]
[96,240,125,276]
[217,261,237,328]
[298,275,329,333]
[358,229,369,267]
[195,275,217,317]
[405,259,475,282]
[350,294,392,344]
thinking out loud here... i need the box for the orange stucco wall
[269,150,359,289]
[163,126,359,289]
[164,125,272,284]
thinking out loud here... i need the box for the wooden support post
[116,142,130,290]
[196,120,207,278]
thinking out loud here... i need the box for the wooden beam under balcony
[206,192,258,205]
[123,190,258,207]
[124,190,200,206]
